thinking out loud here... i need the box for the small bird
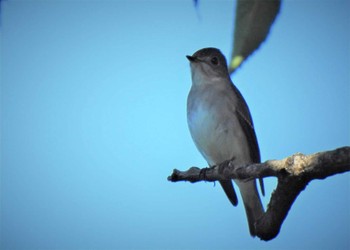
[186,47,264,236]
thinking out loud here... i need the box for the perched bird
[186,47,264,236]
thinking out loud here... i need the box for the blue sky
[1,0,349,249]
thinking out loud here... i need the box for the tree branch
[168,146,350,240]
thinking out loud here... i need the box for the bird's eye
[211,57,219,65]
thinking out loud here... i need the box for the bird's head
[186,47,230,83]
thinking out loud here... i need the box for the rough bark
[168,146,350,241]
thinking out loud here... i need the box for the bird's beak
[186,55,197,62]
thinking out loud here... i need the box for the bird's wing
[230,83,265,196]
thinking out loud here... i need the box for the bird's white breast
[187,86,250,166]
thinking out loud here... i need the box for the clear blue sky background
[1,0,349,249]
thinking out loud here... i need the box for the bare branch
[168,147,350,182]
[168,146,350,240]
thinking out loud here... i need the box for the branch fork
[168,146,350,240]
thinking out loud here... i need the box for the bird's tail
[235,179,264,237]
[219,180,238,206]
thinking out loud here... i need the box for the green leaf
[229,0,281,74]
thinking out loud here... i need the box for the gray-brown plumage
[186,47,264,236]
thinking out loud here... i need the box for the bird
[186,47,264,236]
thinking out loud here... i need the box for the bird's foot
[199,167,210,181]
